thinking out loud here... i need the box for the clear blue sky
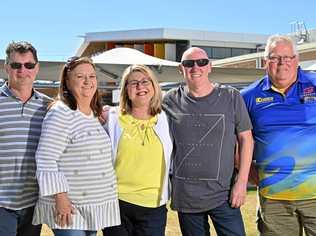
[1,0,316,61]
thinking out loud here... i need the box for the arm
[230,130,254,208]
[35,104,75,226]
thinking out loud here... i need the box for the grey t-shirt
[163,84,252,213]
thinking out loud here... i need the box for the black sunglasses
[9,62,37,70]
[181,59,209,68]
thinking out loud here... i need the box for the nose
[191,62,199,69]
[83,75,90,82]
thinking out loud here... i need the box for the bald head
[181,47,209,61]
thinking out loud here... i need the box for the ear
[178,64,183,74]
[208,61,212,73]
[4,63,9,74]
[34,63,40,75]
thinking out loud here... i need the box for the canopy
[92,47,179,66]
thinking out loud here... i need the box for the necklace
[138,122,148,146]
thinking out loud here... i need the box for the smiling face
[126,71,154,109]
[265,42,298,90]
[66,63,97,103]
[179,47,211,88]
[5,51,39,89]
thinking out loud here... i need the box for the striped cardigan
[32,101,120,230]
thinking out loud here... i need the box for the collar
[0,82,39,99]
[261,67,308,91]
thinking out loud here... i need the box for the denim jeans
[0,206,42,236]
[178,201,246,236]
[103,200,167,236]
[53,229,97,236]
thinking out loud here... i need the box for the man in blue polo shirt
[242,35,316,236]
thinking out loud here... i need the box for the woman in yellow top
[103,64,173,236]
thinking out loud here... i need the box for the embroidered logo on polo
[301,87,316,103]
[173,113,224,181]
[255,97,274,104]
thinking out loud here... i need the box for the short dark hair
[5,41,38,64]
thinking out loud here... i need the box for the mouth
[190,73,202,78]
[136,91,148,96]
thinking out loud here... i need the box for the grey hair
[264,35,298,59]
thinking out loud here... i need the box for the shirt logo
[303,86,315,95]
[256,97,274,104]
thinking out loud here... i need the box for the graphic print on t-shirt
[173,113,225,181]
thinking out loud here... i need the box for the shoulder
[157,110,168,121]
[34,90,53,103]
[299,69,316,85]
[47,101,73,119]
[240,77,265,99]
[163,85,184,107]
[217,84,239,95]
[163,87,180,99]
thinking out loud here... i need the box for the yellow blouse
[115,113,165,207]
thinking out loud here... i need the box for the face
[265,42,298,89]
[126,71,154,108]
[180,48,211,88]
[5,51,39,89]
[66,63,97,102]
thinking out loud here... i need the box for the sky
[1,0,316,61]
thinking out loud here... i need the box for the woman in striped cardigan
[32,57,120,236]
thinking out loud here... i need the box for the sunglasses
[9,62,37,70]
[181,59,209,68]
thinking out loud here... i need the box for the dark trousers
[178,201,246,236]
[0,206,42,236]
[103,200,167,236]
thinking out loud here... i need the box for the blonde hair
[119,64,162,115]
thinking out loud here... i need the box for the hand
[230,179,247,208]
[54,192,76,227]
[99,105,110,124]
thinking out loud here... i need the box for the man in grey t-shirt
[163,47,253,236]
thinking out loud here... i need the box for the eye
[89,75,96,79]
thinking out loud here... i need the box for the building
[213,26,316,69]
[76,28,269,61]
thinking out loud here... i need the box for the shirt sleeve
[233,89,253,133]
[35,104,70,196]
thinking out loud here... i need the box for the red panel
[144,43,154,56]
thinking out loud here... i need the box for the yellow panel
[154,43,165,59]
[124,44,133,48]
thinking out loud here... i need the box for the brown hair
[55,56,102,117]
[5,41,38,64]
[119,64,162,116]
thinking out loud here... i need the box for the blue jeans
[178,201,246,236]
[0,206,42,236]
[103,200,167,236]
[53,229,96,236]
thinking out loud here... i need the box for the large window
[195,46,256,59]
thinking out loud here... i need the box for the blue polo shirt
[241,68,316,200]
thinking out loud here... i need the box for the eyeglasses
[127,79,152,88]
[9,62,37,70]
[181,59,209,68]
[268,55,296,64]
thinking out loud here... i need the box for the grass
[41,190,258,236]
